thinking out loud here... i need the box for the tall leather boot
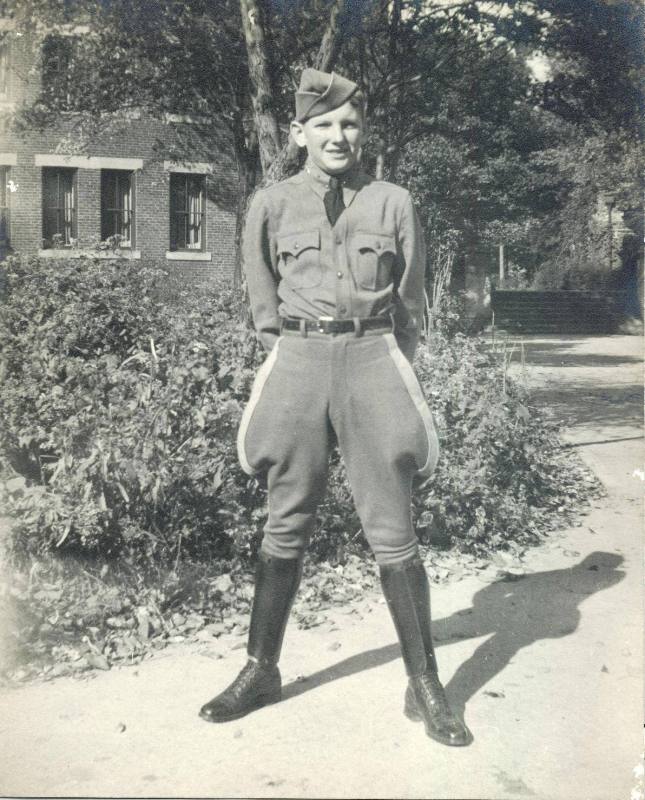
[380,558,472,746]
[199,552,302,723]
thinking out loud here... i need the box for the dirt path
[0,335,642,799]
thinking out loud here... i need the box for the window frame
[42,167,77,248]
[41,34,75,111]
[100,169,135,248]
[0,166,9,254]
[169,172,206,252]
[0,39,9,101]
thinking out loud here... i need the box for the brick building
[0,22,238,283]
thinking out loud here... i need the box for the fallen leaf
[231,623,248,636]
[106,616,129,629]
[86,653,110,671]
[212,574,233,593]
[497,570,525,582]
[495,770,535,796]
[136,608,150,640]
[203,622,226,637]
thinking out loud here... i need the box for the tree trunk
[315,0,348,73]
[375,141,385,180]
[381,0,401,181]
[386,141,401,182]
[233,152,258,289]
[239,0,282,175]
[231,84,259,288]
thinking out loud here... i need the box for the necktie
[324,176,345,227]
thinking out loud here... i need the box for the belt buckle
[317,315,334,333]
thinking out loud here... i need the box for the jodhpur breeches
[237,329,440,565]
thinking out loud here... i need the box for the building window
[101,170,134,247]
[169,173,205,251]
[0,41,9,100]
[42,167,76,247]
[41,35,75,110]
[0,167,9,255]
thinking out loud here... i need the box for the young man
[199,69,472,747]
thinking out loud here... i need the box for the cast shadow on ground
[512,348,642,370]
[526,383,642,433]
[282,552,624,718]
[490,337,643,370]
[563,435,642,449]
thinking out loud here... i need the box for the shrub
[0,254,264,564]
[0,255,594,568]
[413,330,588,552]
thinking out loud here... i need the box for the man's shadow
[282,551,625,716]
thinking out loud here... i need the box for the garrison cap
[295,68,359,122]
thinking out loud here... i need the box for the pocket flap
[354,232,396,255]
[277,230,320,257]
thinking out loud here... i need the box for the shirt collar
[303,158,365,200]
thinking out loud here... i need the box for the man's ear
[290,120,307,148]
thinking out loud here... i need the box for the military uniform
[200,69,472,747]
[237,160,439,566]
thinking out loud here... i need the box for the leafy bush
[425,291,473,338]
[532,258,618,291]
[414,330,589,553]
[0,254,265,564]
[0,255,594,570]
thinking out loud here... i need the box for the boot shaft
[248,552,303,665]
[379,557,435,677]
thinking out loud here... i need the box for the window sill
[35,154,143,170]
[38,249,142,260]
[163,113,211,125]
[165,251,211,261]
[164,160,213,174]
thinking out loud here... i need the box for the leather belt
[281,316,393,334]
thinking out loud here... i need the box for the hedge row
[0,255,591,567]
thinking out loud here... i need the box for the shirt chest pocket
[353,232,396,291]
[276,230,322,289]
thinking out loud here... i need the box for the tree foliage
[534,0,643,135]
[2,0,641,285]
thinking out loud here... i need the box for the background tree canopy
[3,0,644,289]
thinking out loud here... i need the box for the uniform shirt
[242,160,427,362]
